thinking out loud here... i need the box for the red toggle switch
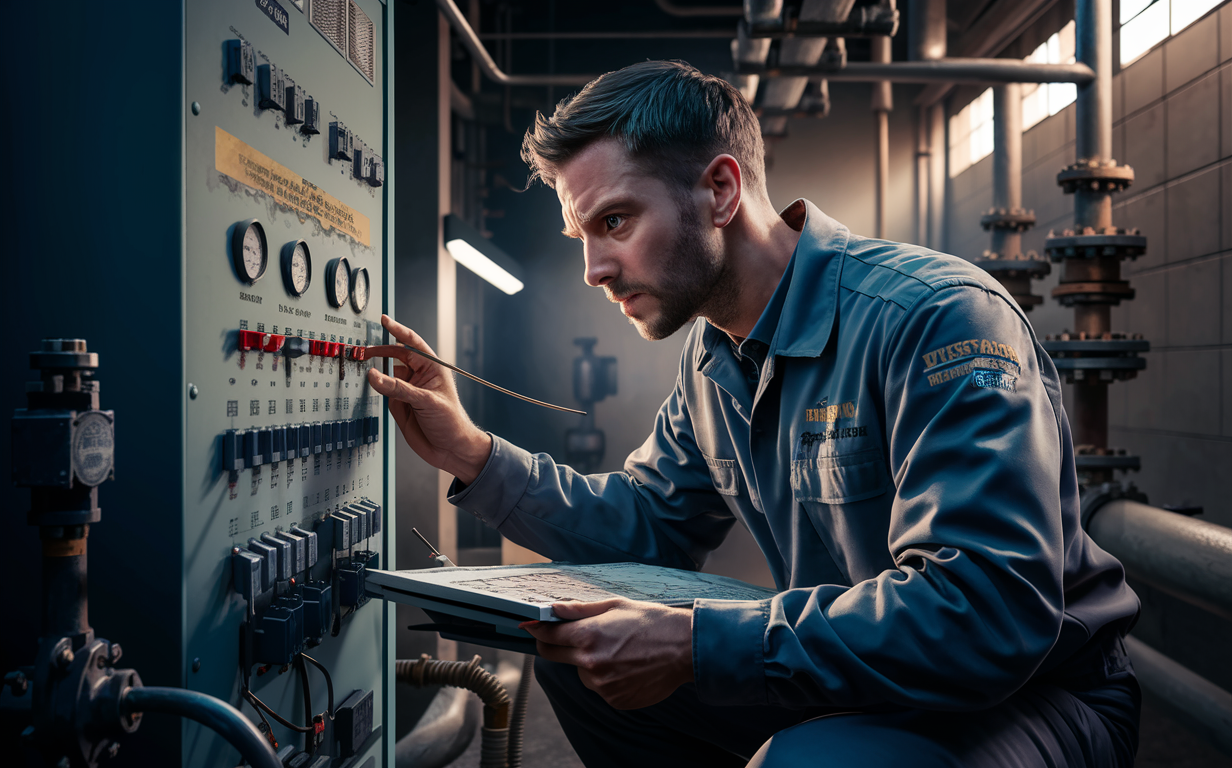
[309,340,326,357]
[238,330,263,351]
[352,346,367,361]
[330,342,343,357]
[262,334,285,353]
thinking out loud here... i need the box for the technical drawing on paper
[450,562,777,606]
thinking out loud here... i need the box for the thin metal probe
[411,528,442,558]
[366,344,586,415]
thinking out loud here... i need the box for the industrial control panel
[0,1,394,766]
[182,1,391,765]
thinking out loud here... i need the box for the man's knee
[747,712,962,768]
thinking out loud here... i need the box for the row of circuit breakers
[225,37,384,187]
[233,498,382,667]
[222,417,379,471]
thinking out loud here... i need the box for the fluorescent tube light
[445,238,525,295]
[443,214,525,295]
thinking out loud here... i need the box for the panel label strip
[215,126,371,245]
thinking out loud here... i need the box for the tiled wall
[946,3,1232,688]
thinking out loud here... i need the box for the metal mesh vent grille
[310,0,347,53]
[348,1,375,83]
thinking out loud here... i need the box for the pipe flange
[1043,229,1148,261]
[1056,160,1135,193]
[979,208,1036,232]
[975,251,1052,277]
[1050,280,1135,305]
[30,339,99,372]
[1079,481,1148,529]
[1042,338,1150,354]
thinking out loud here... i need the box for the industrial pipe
[871,36,892,240]
[397,655,515,768]
[1086,499,1232,621]
[653,0,743,17]
[736,59,1096,83]
[435,0,598,86]
[119,687,280,768]
[1125,636,1232,757]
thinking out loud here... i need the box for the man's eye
[604,215,623,230]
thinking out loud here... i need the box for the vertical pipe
[1074,0,1113,231]
[875,112,889,238]
[910,0,945,247]
[871,36,892,240]
[927,103,946,251]
[991,83,1023,259]
[915,108,929,245]
[40,523,90,639]
[1069,0,1115,455]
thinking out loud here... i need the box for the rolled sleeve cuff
[447,434,535,528]
[692,598,770,707]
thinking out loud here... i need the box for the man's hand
[520,598,695,710]
[365,314,492,484]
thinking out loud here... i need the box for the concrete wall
[946,3,1232,689]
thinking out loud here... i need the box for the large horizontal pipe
[478,30,736,40]
[736,59,1095,84]
[653,0,743,17]
[1087,499,1232,620]
[1125,636,1232,757]
[745,6,899,38]
[436,0,598,86]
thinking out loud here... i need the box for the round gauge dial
[280,240,312,297]
[350,267,370,313]
[231,219,268,284]
[325,257,351,308]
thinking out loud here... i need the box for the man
[368,61,1140,766]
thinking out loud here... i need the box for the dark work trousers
[533,634,1140,768]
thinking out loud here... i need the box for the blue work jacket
[450,200,1139,711]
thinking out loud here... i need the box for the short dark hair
[521,60,765,195]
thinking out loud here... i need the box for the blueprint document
[366,562,778,623]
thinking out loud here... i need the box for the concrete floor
[448,674,1231,767]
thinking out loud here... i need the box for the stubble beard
[611,199,741,341]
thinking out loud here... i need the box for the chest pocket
[790,448,888,504]
[703,454,740,496]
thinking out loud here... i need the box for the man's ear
[699,154,742,228]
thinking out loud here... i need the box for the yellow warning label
[214,126,371,246]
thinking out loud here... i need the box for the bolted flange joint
[1055,159,1135,194]
[1043,228,1148,262]
[979,207,1037,232]
[1043,333,1149,383]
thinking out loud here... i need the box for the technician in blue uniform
[368,61,1141,766]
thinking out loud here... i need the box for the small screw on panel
[189,384,199,399]
[192,658,202,673]
[191,101,202,115]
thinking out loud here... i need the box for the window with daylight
[948,88,994,177]
[1120,0,1224,65]
[1022,20,1078,131]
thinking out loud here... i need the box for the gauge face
[350,267,370,313]
[231,219,268,284]
[326,257,351,308]
[281,240,312,297]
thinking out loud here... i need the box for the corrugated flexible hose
[396,654,518,768]
[506,655,534,768]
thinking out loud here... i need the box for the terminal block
[329,121,353,161]
[300,580,332,640]
[335,689,374,758]
[257,63,287,112]
[303,97,322,135]
[285,79,305,125]
[225,39,255,85]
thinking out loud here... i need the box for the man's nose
[583,242,617,288]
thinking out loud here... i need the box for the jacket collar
[696,199,848,370]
